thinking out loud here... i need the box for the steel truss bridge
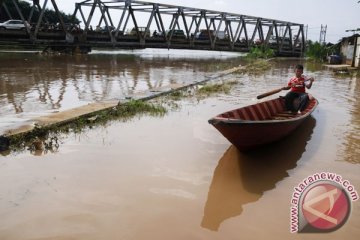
[0,0,306,56]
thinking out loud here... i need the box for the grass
[198,82,231,95]
[233,59,272,75]
[244,59,272,73]
[197,79,239,95]
[162,79,240,103]
[5,100,167,153]
[163,79,240,103]
[203,60,243,72]
[168,90,187,101]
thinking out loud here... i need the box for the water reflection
[201,116,316,231]
[342,75,360,164]
[28,136,60,156]
[0,50,245,134]
[0,51,242,117]
[0,134,60,157]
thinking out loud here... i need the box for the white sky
[54,0,359,43]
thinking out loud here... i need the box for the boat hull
[208,97,318,151]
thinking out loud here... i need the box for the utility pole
[319,24,327,44]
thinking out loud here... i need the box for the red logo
[301,183,350,232]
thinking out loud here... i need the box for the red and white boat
[208,96,318,151]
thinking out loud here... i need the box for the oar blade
[256,87,284,99]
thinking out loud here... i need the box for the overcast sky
[55,0,359,43]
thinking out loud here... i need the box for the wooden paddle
[256,87,287,99]
[256,78,313,99]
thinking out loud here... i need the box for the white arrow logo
[303,188,338,224]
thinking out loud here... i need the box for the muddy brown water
[0,49,242,133]
[0,50,359,239]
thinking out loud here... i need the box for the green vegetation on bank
[305,40,340,62]
[305,41,328,62]
[246,40,341,64]
[246,46,275,59]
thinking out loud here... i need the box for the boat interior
[218,97,317,121]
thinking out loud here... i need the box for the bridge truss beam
[0,0,306,56]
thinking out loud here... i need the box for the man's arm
[306,77,314,89]
[283,78,293,90]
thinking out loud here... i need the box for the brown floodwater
[0,50,359,239]
[0,49,243,134]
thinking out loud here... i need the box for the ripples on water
[0,49,244,132]
[0,50,242,112]
[0,49,360,159]
[0,50,359,161]
[0,50,359,239]
[212,60,360,164]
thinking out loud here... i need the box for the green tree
[305,40,332,62]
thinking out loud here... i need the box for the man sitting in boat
[284,64,314,113]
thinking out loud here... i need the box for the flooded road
[0,50,359,239]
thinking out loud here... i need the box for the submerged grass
[157,79,240,105]
[198,81,232,95]
[233,59,272,75]
[164,80,240,102]
[203,59,243,72]
[168,90,187,101]
[5,100,167,154]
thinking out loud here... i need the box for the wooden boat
[208,96,318,151]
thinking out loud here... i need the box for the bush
[305,40,328,62]
[247,46,275,59]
